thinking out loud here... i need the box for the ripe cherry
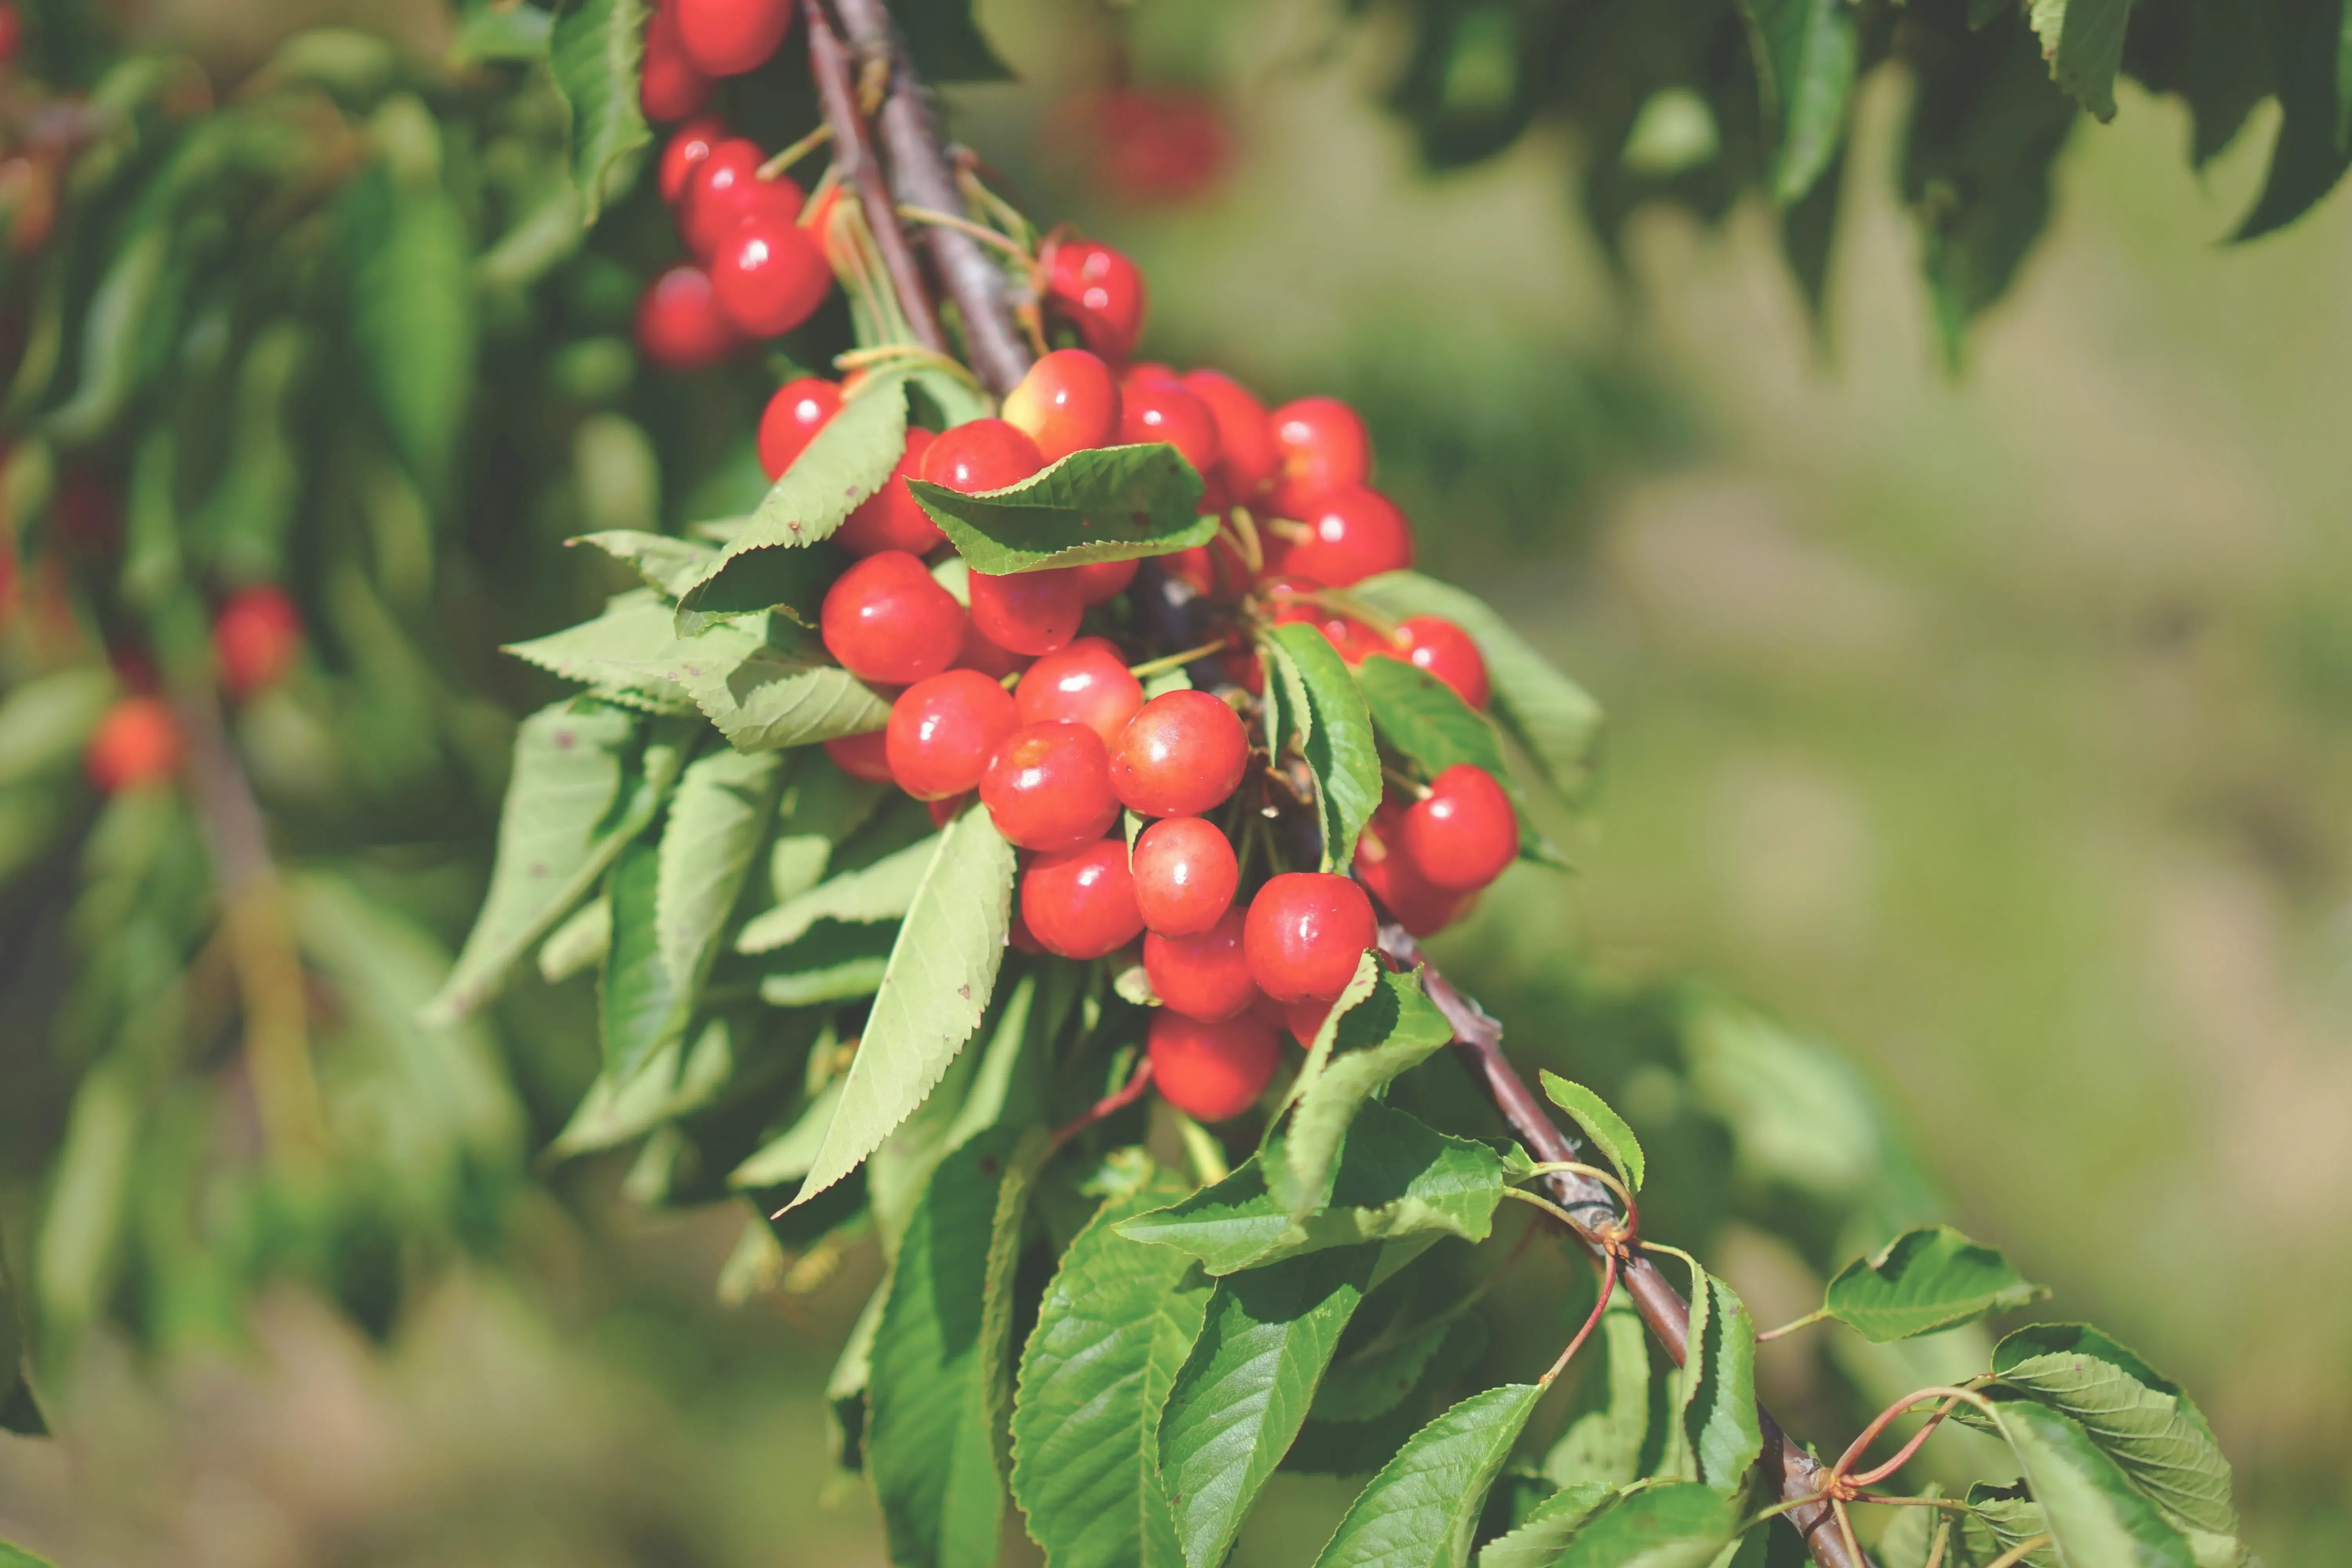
[712,217,831,337]
[1144,907,1259,1021]
[683,140,802,260]
[1243,872,1377,1003]
[1400,764,1516,893]
[1002,348,1120,463]
[1284,996,1334,1047]
[819,550,966,684]
[1022,837,1145,959]
[1132,815,1239,935]
[635,265,740,369]
[1375,615,1489,709]
[659,116,728,204]
[886,670,1016,801]
[968,568,1084,657]
[675,0,793,77]
[1109,689,1249,818]
[835,430,945,557]
[980,720,1119,851]
[1118,376,1222,482]
[1269,396,1370,509]
[824,729,895,784]
[920,418,1045,494]
[1277,486,1414,588]
[641,2,713,123]
[86,696,181,793]
[0,5,23,64]
[213,586,302,697]
[1184,370,1281,501]
[1355,803,1466,937]
[1149,1010,1279,1123]
[1267,580,1381,662]
[757,377,841,478]
[1071,557,1139,604]
[1013,636,1143,745]
[954,619,1030,680]
[1044,239,1147,363]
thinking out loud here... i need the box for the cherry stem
[1226,508,1265,575]
[1381,765,1430,800]
[1756,1308,1834,1343]
[1543,1249,1619,1384]
[1051,1055,1154,1149]
[1128,639,1228,680]
[1829,1387,1995,1485]
[1517,1159,1639,1240]
[1981,1537,2052,1568]
[897,203,1030,259]
[758,121,834,181]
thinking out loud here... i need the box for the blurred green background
[5,0,2350,1562]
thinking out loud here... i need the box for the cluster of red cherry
[83,585,303,793]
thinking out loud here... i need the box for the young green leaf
[737,830,940,953]
[1476,1483,1611,1568]
[1822,1225,2048,1343]
[655,746,783,1012]
[1542,1293,1655,1490]
[568,529,718,599]
[1158,1248,1377,1568]
[1977,1397,2199,1568]
[550,0,650,224]
[1668,1265,1761,1494]
[1537,1072,1646,1192]
[1279,972,1456,1220]
[2028,0,2134,122]
[1309,1380,1545,1568]
[595,615,893,751]
[1263,622,1381,871]
[1528,1482,1738,1568]
[907,443,1214,573]
[1737,0,1859,201]
[782,808,1016,1210]
[1011,1172,1211,1568]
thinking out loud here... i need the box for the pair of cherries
[635,116,833,369]
[641,0,793,123]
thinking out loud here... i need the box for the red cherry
[980,720,1119,851]
[684,140,803,261]
[1002,348,1121,464]
[1071,557,1139,604]
[1132,816,1239,936]
[886,670,1017,801]
[1400,764,1516,893]
[0,5,24,65]
[819,550,965,684]
[1283,995,1334,1047]
[1109,689,1249,818]
[1354,803,1467,937]
[1013,636,1143,744]
[1149,1010,1279,1123]
[824,729,895,784]
[635,265,740,369]
[1270,396,1370,505]
[929,795,970,828]
[968,567,1084,657]
[86,696,181,792]
[641,2,714,123]
[757,377,842,479]
[836,429,946,556]
[1243,872,1377,1003]
[1085,87,1234,207]
[953,618,1031,680]
[659,116,729,204]
[1276,486,1414,588]
[1267,581,1381,663]
[213,586,302,697]
[1374,615,1490,709]
[1184,370,1281,501]
[675,0,793,76]
[1118,377,1221,480]
[1144,907,1259,1020]
[1008,904,1046,954]
[919,418,1045,494]
[1044,239,1148,363]
[712,218,831,337]
[1022,837,1145,959]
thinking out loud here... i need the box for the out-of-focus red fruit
[1163,536,1252,602]
[675,0,793,77]
[1184,370,1280,501]
[1275,486,1414,588]
[825,729,896,784]
[86,696,180,793]
[1285,995,1334,1047]
[712,218,832,337]
[682,140,803,260]
[836,430,946,557]
[641,3,714,123]
[1370,615,1490,709]
[920,419,1045,494]
[214,586,302,698]
[659,116,729,204]
[757,378,842,479]
[0,5,24,64]
[1043,238,1147,363]
[635,265,740,369]
[1269,396,1371,510]
[1002,348,1121,464]
[1148,1010,1279,1123]
[1266,580,1381,663]
[1083,87,1234,207]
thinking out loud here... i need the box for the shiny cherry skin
[1148,1010,1279,1123]
[1243,871,1377,1003]
[1013,636,1143,745]
[886,670,1016,801]
[1376,615,1489,709]
[675,0,793,77]
[1002,348,1121,464]
[920,418,1045,494]
[757,377,841,478]
[1071,557,1139,604]
[213,586,302,697]
[1184,369,1281,501]
[712,217,831,337]
[1109,689,1249,817]
[1355,802,1466,936]
[1118,377,1221,480]
[635,265,740,369]
[824,728,895,785]
[682,140,802,260]
[1400,764,1516,892]
[1276,486,1414,588]
[968,567,1085,657]
[1131,815,1239,935]
[641,2,713,123]
[1044,239,1147,363]
[658,115,728,204]
[980,720,1119,851]
[1022,837,1145,959]
[835,430,945,556]
[819,550,966,684]
[1144,907,1259,1021]
[86,696,181,792]
[1269,395,1370,505]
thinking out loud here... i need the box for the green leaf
[756,919,899,1005]
[768,761,893,903]
[908,443,1214,574]
[340,167,476,488]
[1122,1102,1508,1275]
[1537,1072,1646,1193]
[597,615,894,751]
[550,0,650,224]
[1823,1225,2049,1343]
[549,1014,740,1158]
[43,223,170,443]
[507,592,699,710]
[1279,972,1457,1218]
[0,1540,60,1566]
[1667,1265,1761,1494]
[1011,1172,1211,1568]
[1310,1381,1546,1568]
[1961,1481,2060,1567]
[1542,1293,1655,1490]
[569,530,719,599]
[1351,571,1603,806]
[1978,1397,2199,1568]
[1158,1248,1377,1568]
[2029,0,2136,120]
[783,808,1016,1209]
[0,1240,44,1437]
[599,837,675,1081]
[1534,1483,1738,1568]
[427,704,686,1021]
[538,893,612,984]
[1738,0,1859,200]
[679,377,911,613]
[0,668,113,788]
[657,745,782,1002]
[738,830,940,953]
[452,1,554,64]
[2234,0,2352,238]
[1477,1483,1612,1568]
[1876,1488,1950,1568]
[1353,654,1507,778]
[1263,622,1382,871]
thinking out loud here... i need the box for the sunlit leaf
[1823,1225,2048,1343]
[1310,1381,1545,1568]
[1538,1072,1646,1193]
[909,443,1213,573]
